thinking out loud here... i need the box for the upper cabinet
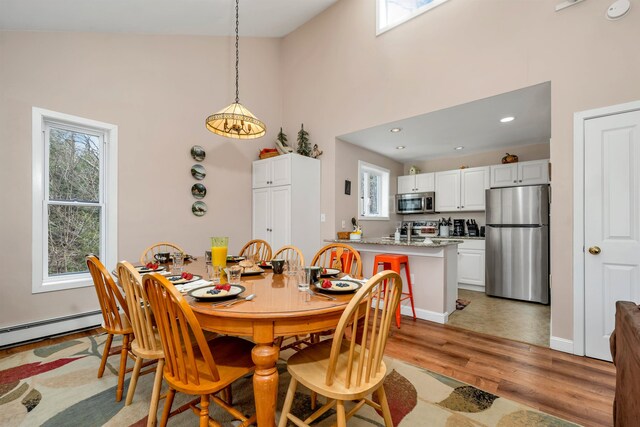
[435,166,490,212]
[490,160,549,188]
[252,155,292,188]
[397,172,434,194]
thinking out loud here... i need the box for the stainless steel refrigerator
[485,185,549,304]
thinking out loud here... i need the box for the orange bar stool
[372,253,416,327]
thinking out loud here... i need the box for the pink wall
[280,0,640,342]
[0,32,282,328]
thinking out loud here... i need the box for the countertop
[330,237,463,247]
[433,236,485,241]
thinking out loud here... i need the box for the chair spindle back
[117,261,162,353]
[325,270,402,389]
[143,273,220,387]
[87,255,129,331]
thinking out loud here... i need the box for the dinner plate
[224,267,265,276]
[226,256,246,263]
[189,285,245,301]
[257,261,272,269]
[314,279,362,294]
[166,274,202,285]
[319,268,341,277]
[136,265,166,273]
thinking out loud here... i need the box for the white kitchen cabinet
[252,154,320,260]
[397,172,434,194]
[252,154,292,189]
[490,159,549,188]
[457,239,485,292]
[435,167,489,212]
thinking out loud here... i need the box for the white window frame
[32,107,118,293]
[376,0,450,36]
[358,160,390,221]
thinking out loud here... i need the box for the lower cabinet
[457,240,485,292]
[252,186,291,253]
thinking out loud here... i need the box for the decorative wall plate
[192,201,207,216]
[191,145,206,161]
[191,164,206,180]
[191,183,207,199]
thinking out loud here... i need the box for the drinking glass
[228,265,242,285]
[298,268,311,291]
[172,252,185,274]
[206,264,220,284]
[210,237,228,270]
[285,261,298,277]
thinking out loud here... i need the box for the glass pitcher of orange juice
[210,237,228,269]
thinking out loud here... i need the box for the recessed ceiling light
[390,127,402,133]
[396,145,405,150]
[454,146,464,151]
[500,116,515,123]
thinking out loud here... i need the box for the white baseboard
[0,311,103,348]
[400,304,448,324]
[550,336,574,354]
[458,284,485,293]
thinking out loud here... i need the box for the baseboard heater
[0,310,103,349]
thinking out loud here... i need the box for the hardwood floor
[1,321,615,426]
[385,318,616,427]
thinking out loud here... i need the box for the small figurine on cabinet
[502,153,519,164]
[409,165,420,175]
[311,144,323,159]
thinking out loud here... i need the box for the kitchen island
[331,237,461,323]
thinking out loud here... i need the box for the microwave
[396,192,435,214]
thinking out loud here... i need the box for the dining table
[178,258,359,427]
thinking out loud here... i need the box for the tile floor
[447,289,550,347]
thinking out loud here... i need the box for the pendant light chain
[235,0,240,104]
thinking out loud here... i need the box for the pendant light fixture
[206,0,266,139]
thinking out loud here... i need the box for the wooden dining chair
[272,244,305,267]
[278,270,402,427]
[311,243,363,279]
[117,261,164,427]
[139,242,185,265]
[86,255,134,402]
[238,239,272,262]
[143,272,256,427]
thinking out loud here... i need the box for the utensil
[306,289,336,301]
[224,293,256,307]
[211,293,256,307]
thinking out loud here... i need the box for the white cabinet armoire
[252,154,320,260]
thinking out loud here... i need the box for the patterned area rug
[0,333,580,426]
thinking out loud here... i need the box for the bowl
[349,232,362,241]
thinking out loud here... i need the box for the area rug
[0,333,580,426]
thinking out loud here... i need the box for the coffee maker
[452,219,465,236]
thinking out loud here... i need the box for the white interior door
[584,110,640,361]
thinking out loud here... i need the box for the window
[377,0,450,35]
[32,108,118,293]
[358,161,390,220]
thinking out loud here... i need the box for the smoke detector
[606,0,631,19]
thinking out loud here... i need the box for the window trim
[376,0,450,36]
[358,160,390,221]
[32,107,118,293]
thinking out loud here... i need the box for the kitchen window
[358,161,390,220]
[32,107,118,293]
[377,0,450,35]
